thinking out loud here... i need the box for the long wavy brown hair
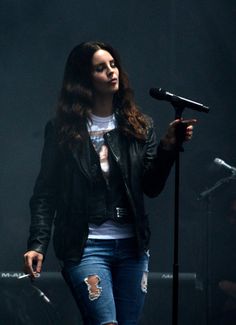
[56,41,149,148]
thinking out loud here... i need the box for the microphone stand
[172,103,185,325]
[149,88,209,325]
[199,173,236,200]
[198,172,236,324]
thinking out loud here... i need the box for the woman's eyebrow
[93,59,115,66]
[93,62,105,68]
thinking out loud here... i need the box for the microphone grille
[149,88,166,100]
[214,158,223,166]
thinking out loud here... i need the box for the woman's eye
[95,65,104,72]
[94,61,116,72]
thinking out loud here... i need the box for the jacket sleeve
[141,118,178,198]
[27,119,61,256]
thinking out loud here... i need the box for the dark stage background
[0,0,236,324]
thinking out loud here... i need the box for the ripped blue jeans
[62,237,149,325]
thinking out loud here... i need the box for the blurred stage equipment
[199,164,236,324]
[214,157,236,174]
[0,271,202,325]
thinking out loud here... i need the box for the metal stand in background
[199,174,236,200]
[198,172,236,325]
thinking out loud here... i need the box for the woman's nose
[107,65,114,75]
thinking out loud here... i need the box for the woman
[24,41,196,325]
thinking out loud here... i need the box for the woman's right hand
[23,250,44,278]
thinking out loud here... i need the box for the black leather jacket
[27,116,177,262]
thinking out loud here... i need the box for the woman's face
[91,49,119,95]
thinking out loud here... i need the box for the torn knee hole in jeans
[84,274,102,301]
[141,271,148,293]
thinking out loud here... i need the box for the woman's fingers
[23,251,43,278]
[169,118,197,127]
[160,118,197,149]
[169,119,197,142]
[184,120,197,140]
[185,125,194,140]
[35,255,43,273]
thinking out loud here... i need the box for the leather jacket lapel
[104,129,128,178]
[71,128,128,181]
[71,136,92,181]
[104,128,121,162]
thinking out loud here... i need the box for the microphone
[149,88,209,113]
[214,158,236,173]
[32,285,51,304]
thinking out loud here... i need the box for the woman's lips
[108,78,118,84]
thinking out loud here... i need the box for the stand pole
[172,105,184,325]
